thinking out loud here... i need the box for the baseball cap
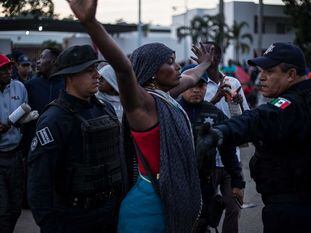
[181,64,209,83]
[50,45,103,78]
[248,42,306,74]
[17,55,31,65]
[0,54,14,69]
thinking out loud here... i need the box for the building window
[276,23,286,34]
[254,16,265,34]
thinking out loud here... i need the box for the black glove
[196,123,223,172]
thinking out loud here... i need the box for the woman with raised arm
[67,1,214,232]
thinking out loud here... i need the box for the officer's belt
[57,191,115,208]
[262,192,311,205]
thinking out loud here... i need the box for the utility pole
[257,0,263,57]
[183,0,189,62]
[137,0,142,47]
[219,0,225,54]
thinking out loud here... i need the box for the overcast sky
[55,0,283,26]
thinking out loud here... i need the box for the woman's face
[154,53,181,92]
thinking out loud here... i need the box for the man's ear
[287,68,297,83]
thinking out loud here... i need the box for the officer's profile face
[182,81,207,104]
[66,64,100,100]
[258,65,291,98]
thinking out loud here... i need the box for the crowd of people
[0,1,311,233]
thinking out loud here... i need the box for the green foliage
[229,20,253,63]
[0,0,54,18]
[176,14,231,53]
[282,0,311,67]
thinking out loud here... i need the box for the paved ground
[14,145,263,233]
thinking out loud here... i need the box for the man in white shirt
[203,42,249,233]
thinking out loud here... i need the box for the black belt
[262,193,311,205]
[57,191,115,209]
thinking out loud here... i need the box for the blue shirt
[0,79,28,151]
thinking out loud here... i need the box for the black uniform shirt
[216,79,311,150]
[179,98,245,189]
[215,79,311,194]
[27,91,115,229]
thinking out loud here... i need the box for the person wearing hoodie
[96,65,123,122]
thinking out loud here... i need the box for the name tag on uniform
[36,127,54,146]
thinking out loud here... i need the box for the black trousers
[262,201,311,233]
[40,198,117,233]
[0,151,24,233]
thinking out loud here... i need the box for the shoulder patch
[270,97,291,109]
[36,127,54,146]
[30,137,38,151]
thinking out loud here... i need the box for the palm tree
[229,20,253,63]
[176,14,231,53]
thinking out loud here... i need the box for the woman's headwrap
[130,43,174,85]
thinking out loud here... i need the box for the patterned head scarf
[130,43,174,86]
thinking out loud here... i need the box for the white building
[172,1,295,64]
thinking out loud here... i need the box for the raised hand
[66,0,97,24]
[191,42,215,65]
[231,86,243,104]
[211,78,232,104]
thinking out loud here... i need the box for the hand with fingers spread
[191,42,215,66]
[67,0,97,24]
[231,86,244,104]
[210,78,232,105]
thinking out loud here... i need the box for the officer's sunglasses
[0,64,13,74]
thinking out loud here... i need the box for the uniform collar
[62,91,96,109]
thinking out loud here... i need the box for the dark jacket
[216,79,311,195]
[27,91,118,233]
[179,98,245,189]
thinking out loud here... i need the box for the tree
[282,0,311,67]
[0,0,54,18]
[229,20,253,63]
[176,14,231,53]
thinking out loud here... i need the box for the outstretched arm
[170,43,214,98]
[67,0,151,114]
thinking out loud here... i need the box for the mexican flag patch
[270,97,291,109]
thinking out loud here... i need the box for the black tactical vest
[249,89,311,195]
[50,98,123,196]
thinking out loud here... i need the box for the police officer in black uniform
[27,45,124,233]
[199,42,311,233]
[178,64,245,233]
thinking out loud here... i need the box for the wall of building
[171,1,295,64]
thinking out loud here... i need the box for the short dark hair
[43,47,62,59]
[279,63,305,76]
